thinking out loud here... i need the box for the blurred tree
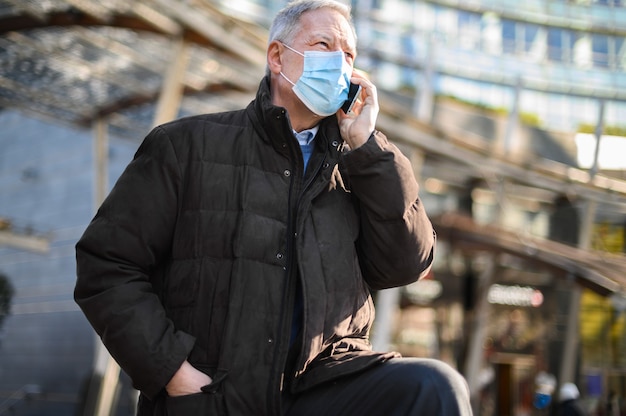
[0,272,14,329]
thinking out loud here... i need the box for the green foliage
[519,112,542,127]
[577,123,626,137]
[0,273,14,328]
[439,94,541,126]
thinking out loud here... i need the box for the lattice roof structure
[0,0,267,138]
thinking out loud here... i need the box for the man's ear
[267,40,283,75]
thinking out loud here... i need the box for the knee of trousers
[394,358,470,401]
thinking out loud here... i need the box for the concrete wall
[0,109,139,415]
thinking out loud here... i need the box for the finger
[349,76,377,108]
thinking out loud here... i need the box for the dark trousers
[282,358,473,416]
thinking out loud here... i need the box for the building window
[592,34,610,67]
[547,28,564,62]
[501,19,517,55]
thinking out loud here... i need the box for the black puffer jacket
[74,77,435,415]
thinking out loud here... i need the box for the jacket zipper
[268,147,331,414]
[267,130,303,415]
[289,153,329,384]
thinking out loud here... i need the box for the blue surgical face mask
[280,43,352,116]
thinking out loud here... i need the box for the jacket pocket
[164,391,225,415]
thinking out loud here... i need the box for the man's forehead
[298,12,356,48]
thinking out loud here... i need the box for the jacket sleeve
[341,130,436,290]
[74,126,195,399]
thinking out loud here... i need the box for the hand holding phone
[341,83,362,114]
[337,75,378,150]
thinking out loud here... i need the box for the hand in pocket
[166,360,212,397]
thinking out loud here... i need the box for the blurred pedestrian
[557,383,587,416]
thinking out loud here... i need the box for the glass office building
[362,0,625,131]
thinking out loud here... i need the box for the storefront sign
[488,284,543,307]
[405,279,443,304]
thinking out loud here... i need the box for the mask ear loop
[278,42,302,87]
[280,72,296,86]
[280,42,305,57]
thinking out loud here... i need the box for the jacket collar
[246,76,343,155]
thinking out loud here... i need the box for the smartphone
[341,83,362,114]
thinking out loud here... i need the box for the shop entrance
[492,353,536,416]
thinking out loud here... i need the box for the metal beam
[84,117,123,416]
[130,3,182,36]
[0,230,49,254]
[147,0,266,68]
[377,107,626,207]
[431,213,626,295]
[153,37,190,126]
[62,0,113,22]
[464,253,497,409]
[192,0,269,51]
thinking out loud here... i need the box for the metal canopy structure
[0,0,267,139]
[0,0,625,297]
[432,212,626,296]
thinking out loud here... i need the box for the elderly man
[74,0,472,414]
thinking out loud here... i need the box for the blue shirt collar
[293,125,319,146]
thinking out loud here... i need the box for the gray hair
[268,0,357,45]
